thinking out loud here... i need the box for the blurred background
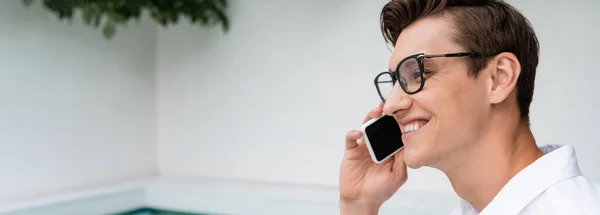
[0,0,599,214]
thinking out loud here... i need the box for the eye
[422,69,436,78]
[411,69,422,80]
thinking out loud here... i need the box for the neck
[441,119,544,212]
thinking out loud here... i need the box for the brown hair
[380,0,539,123]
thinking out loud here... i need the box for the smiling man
[339,0,600,214]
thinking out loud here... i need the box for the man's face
[383,16,491,169]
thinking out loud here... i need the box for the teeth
[404,123,422,133]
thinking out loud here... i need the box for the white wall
[156,0,450,194]
[157,0,600,194]
[509,0,600,180]
[0,1,157,204]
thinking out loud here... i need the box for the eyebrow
[422,58,440,68]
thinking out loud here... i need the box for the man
[339,0,600,214]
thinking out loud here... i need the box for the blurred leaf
[169,11,179,24]
[21,0,230,39]
[21,0,34,7]
[93,14,102,28]
[108,11,126,23]
[102,22,116,39]
[82,7,94,25]
[217,0,227,7]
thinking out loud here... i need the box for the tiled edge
[0,179,150,215]
[0,176,459,215]
[144,177,459,215]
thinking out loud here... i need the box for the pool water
[115,208,211,215]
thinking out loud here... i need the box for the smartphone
[361,114,403,163]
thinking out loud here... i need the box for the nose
[383,81,413,116]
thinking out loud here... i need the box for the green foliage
[22,0,229,39]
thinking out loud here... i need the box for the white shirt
[449,144,600,215]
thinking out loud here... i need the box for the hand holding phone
[339,103,408,212]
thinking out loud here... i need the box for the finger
[393,149,408,179]
[363,106,384,124]
[345,130,363,149]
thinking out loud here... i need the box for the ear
[489,52,521,104]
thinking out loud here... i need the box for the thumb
[345,130,363,149]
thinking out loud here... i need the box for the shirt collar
[478,144,582,214]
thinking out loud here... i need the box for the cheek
[432,79,469,122]
[458,77,489,119]
[428,75,487,143]
[407,74,487,165]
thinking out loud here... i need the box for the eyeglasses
[374,52,482,102]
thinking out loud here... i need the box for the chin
[403,146,430,169]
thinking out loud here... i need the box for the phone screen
[364,115,403,161]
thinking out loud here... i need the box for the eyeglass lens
[376,57,423,100]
